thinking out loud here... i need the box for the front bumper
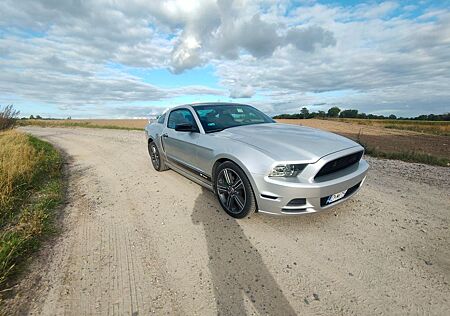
[252,157,369,216]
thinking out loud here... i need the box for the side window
[157,113,166,124]
[167,109,197,130]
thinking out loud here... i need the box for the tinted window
[194,104,274,133]
[167,109,197,130]
[157,113,166,124]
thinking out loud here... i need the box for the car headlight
[268,164,307,177]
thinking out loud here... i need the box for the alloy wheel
[150,143,160,170]
[216,168,247,214]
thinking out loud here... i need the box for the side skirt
[166,159,214,191]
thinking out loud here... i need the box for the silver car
[145,103,368,218]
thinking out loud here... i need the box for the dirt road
[6,127,450,315]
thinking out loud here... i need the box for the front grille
[315,151,363,179]
[320,181,362,206]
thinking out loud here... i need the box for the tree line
[25,115,72,120]
[272,107,450,121]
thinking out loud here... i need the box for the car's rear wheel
[148,141,168,171]
[215,161,256,218]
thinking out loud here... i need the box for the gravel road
[6,127,450,315]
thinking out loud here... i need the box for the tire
[214,161,256,218]
[148,141,168,171]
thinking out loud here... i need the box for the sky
[0,0,449,118]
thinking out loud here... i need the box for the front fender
[211,147,274,197]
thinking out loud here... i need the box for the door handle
[162,133,168,138]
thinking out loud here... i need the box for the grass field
[334,118,450,136]
[19,118,450,166]
[0,130,63,292]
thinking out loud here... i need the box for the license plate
[326,190,347,204]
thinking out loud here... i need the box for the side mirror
[175,123,196,132]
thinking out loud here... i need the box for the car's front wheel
[148,141,168,171]
[215,161,256,218]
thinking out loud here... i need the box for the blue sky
[0,0,449,118]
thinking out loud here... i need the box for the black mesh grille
[315,151,363,179]
[286,198,306,207]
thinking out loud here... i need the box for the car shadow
[191,188,296,315]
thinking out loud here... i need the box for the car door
[162,108,200,170]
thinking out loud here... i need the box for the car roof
[190,102,250,107]
[168,102,251,111]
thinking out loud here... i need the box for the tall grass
[0,130,63,290]
[0,105,20,131]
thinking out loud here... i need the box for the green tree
[327,107,340,117]
[339,109,359,118]
[300,107,309,119]
[317,110,326,118]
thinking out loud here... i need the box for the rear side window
[167,109,197,129]
[157,113,166,124]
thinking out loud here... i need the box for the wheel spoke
[217,184,228,193]
[232,179,243,190]
[226,194,233,209]
[233,195,244,210]
[223,169,232,185]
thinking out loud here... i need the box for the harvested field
[334,118,450,136]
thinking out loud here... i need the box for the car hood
[219,123,360,162]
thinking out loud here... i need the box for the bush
[0,105,20,131]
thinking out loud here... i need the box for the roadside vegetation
[337,118,450,136]
[363,146,449,166]
[354,131,449,167]
[0,105,64,294]
[18,119,142,131]
[0,105,20,131]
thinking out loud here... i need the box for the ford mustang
[145,102,369,218]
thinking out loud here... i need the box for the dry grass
[334,118,450,136]
[19,119,147,130]
[0,132,44,215]
[0,130,63,291]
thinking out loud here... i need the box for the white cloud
[229,84,255,98]
[0,0,449,117]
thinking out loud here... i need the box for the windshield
[194,104,274,133]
